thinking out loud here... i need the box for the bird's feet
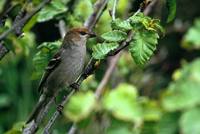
[56,104,64,114]
[70,83,80,91]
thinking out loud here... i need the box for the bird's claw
[56,104,64,114]
[70,83,80,91]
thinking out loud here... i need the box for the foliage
[182,18,200,50]
[92,12,163,66]
[166,0,177,22]
[2,0,200,134]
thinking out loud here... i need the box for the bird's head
[63,27,96,46]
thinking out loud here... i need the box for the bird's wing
[38,51,62,93]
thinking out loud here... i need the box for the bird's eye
[80,31,87,35]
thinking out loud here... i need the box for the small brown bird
[27,27,95,123]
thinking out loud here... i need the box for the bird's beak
[88,31,96,38]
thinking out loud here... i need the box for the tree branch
[95,53,121,99]
[0,0,51,60]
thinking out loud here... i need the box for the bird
[26,27,96,124]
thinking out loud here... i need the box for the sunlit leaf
[92,42,119,59]
[37,0,68,22]
[129,30,159,66]
[5,122,25,134]
[64,91,96,122]
[101,30,127,42]
[162,59,200,111]
[182,19,200,50]
[102,83,142,123]
[111,19,132,31]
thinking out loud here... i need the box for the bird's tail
[26,94,50,124]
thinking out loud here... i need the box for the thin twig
[67,123,77,134]
[43,90,75,134]
[112,0,118,20]
[84,0,109,31]
[95,53,121,99]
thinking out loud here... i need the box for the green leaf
[102,83,142,123]
[5,122,25,134]
[101,30,127,42]
[157,113,179,134]
[129,30,159,66]
[129,13,164,34]
[32,41,61,79]
[64,91,96,122]
[106,119,134,134]
[182,19,200,50]
[37,0,68,22]
[141,99,162,121]
[111,19,132,31]
[0,94,10,108]
[180,108,200,134]
[166,0,176,22]
[162,59,200,111]
[92,42,119,59]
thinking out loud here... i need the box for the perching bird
[26,27,95,123]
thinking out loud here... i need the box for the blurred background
[0,0,200,133]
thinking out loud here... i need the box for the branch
[95,53,121,99]
[0,0,51,60]
[84,0,109,30]
[111,0,118,20]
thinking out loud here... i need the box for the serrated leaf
[129,30,159,66]
[37,0,68,22]
[166,0,176,23]
[111,19,132,31]
[92,42,119,59]
[130,13,164,34]
[101,30,127,42]
[102,83,142,123]
[64,91,96,122]
[180,108,200,134]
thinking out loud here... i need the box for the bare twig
[67,123,77,134]
[84,0,109,31]
[112,0,118,20]
[95,53,121,99]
